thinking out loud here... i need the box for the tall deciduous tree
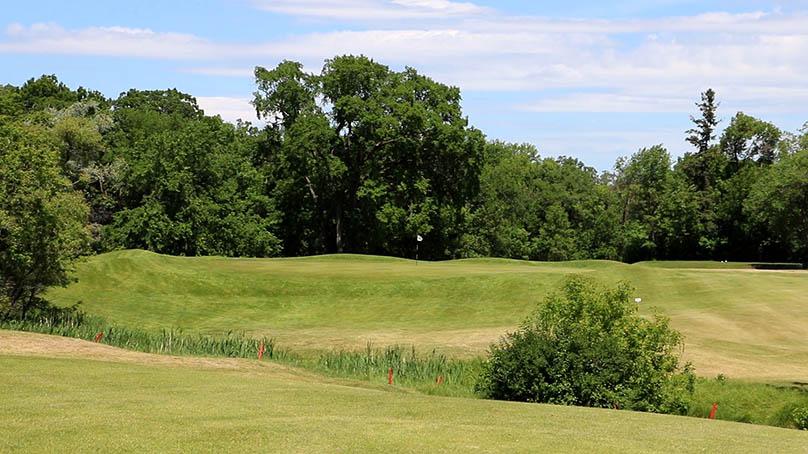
[103,90,281,257]
[0,122,90,317]
[720,112,781,166]
[746,150,808,264]
[253,56,485,258]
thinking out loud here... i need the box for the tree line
[2,56,807,313]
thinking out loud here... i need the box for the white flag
[416,235,423,242]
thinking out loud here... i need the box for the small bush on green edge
[476,275,695,415]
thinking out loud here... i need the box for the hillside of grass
[2,332,806,452]
[47,249,808,382]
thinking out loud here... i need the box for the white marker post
[416,234,423,265]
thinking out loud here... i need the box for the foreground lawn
[1,332,806,453]
[48,250,808,382]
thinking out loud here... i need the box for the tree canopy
[1,66,806,278]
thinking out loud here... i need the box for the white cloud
[250,0,489,20]
[196,96,260,124]
[0,23,224,59]
[522,94,691,113]
[181,67,254,77]
[3,7,808,114]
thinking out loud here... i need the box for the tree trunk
[335,204,343,253]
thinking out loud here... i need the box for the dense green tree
[720,112,781,166]
[614,145,672,260]
[1,70,806,266]
[0,122,90,317]
[254,56,485,259]
[460,142,541,258]
[104,90,281,257]
[0,85,22,118]
[746,151,808,264]
[17,75,106,113]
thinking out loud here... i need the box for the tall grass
[315,344,482,396]
[0,307,281,360]
[688,376,808,430]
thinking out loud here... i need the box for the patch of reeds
[315,344,482,395]
[0,306,280,360]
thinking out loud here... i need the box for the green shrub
[476,275,695,415]
[793,407,808,430]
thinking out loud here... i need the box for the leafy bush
[476,275,695,414]
[793,407,808,430]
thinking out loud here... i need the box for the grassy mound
[47,249,808,382]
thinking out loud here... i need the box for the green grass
[689,378,808,429]
[48,250,808,382]
[0,309,280,360]
[2,343,807,452]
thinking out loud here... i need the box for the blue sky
[2,0,807,169]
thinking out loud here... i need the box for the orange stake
[258,342,265,360]
[436,375,444,385]
[708,403,718,420]
[388,367,394,385]
[93,332,104,343]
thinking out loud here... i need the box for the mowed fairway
[1,331,807,453]
[47,250,808,382]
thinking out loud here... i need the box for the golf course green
[46,249,808,382]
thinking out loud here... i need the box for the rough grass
[689,377,808,429]
[0,309,280,360]
[46,250,808,383]
[2,332,807,452]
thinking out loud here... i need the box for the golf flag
[416,234,423,242]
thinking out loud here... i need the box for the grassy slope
[48,250,808,382]
[1,332,806,453]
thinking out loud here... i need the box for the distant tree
[0,85,22,117]
[714,164,765,260]
[686,89,719,155]
[614,145,672,260]
[104,90,281,257]
[536,204,576,260]
[253,56,485,258]
[18,75,105,113]
[461,142,541,259]
[746,150,808,264]
[0,122,90,317]
[684,89,722,191]
[720,112,781,166]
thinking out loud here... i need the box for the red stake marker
[93,332,104,343]
[436,375,444,385]
[258,342,265,360]
[388,367,394,385]
[709,403,718,420]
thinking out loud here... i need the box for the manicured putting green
[48,250,808,381]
